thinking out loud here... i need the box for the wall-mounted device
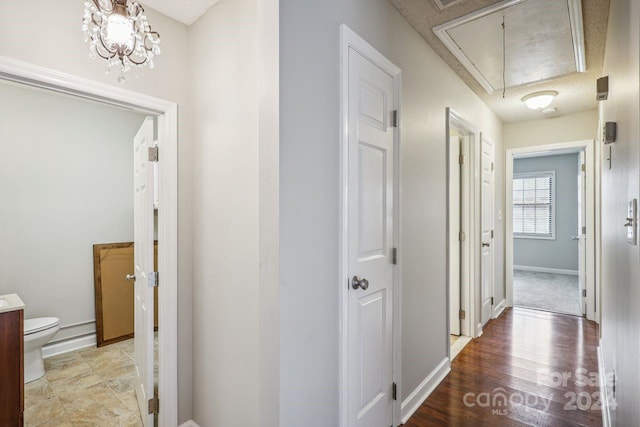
[597,76,609,101]
[626,199,637,245]
[604,122,617,144]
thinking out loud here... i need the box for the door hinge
[459,231,466,242]
[391,110,398,128]
[582,226,587,234]
[392,382,397,401]
[581,163,586,172]
[491,297,494,305]
[149,271,159,287]
[392,247,398,265]
[459,154,466,165]
[582,289,587,297]
[491,162,494,171]
[612,373,616,397]
[148,397,159,414]
[491,230,494,238]
[148,146,159,162]
[459,310,466,320]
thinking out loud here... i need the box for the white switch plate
[628,199,637,245]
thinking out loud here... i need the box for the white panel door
[449,136,461,336]
[578,150,587,315]
[480,136,494,326]
[133,117,156,427]
[347,47,395,427]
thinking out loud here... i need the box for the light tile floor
[24,337,155,427]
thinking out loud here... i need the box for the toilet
[24,317,60,383]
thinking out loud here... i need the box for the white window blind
[513,171,555,238]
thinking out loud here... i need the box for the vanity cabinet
[0,306,24,426]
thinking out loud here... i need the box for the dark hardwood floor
[404,307,602,427]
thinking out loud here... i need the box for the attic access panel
[432,0,465,10]
[434,0,585,94]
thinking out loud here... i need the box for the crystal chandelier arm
[92,0,114,13]
[128,2,144,17]
[142,30,160,52]
[95,35,118,60]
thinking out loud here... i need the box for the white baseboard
[493,298,507,318]
[514,265,578,276]
[401,357,450,423]
[178,421,200,427]
[598,345,612,427]
[42,333,96,359]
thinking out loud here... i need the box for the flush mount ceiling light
[522,91,558,110]
[82,0,161,79]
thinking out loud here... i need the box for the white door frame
[339,25,402,427]
[446,108,482,347]
[505,140,596,321]
[0,56,179,426]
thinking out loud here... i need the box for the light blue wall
[513,153,579,271]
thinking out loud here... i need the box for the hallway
[405,308,601,426]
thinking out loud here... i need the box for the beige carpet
[513,270,582,316]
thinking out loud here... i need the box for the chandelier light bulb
[106,13,135,50]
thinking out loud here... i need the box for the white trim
[339,25,403,427]
[514,265,579,276]
[178,421,201,427]
[446,108,480,342]
[492,298,507,318]
[598,345,611,427]
[505,140,596,323]
[0,56,179,427]
[433,0,585,94]
[42,334,96,359]
[450,335,472,360]
[400,358,450,424]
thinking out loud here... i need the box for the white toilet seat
[25,317,59,335]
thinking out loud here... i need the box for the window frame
[512,170,556,240]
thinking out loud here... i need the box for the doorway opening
[0,57,179,426]
[506,141,596,321]
[446,109,480,359]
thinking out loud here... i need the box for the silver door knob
[571,235,580,240]
[351,276,369,290]
[126,274,136,282]
[482,242,490,247]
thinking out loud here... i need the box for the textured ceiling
[140,0,220,25]
[389,0,610,122]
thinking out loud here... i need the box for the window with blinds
[513,171,555,238]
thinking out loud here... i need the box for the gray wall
[513,153,579,271]
[600,0,640,425]
[280,0,503,424]
[0,82,145,341]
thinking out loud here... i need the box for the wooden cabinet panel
[0,309,24,426]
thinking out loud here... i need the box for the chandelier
[82,0,161,78]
